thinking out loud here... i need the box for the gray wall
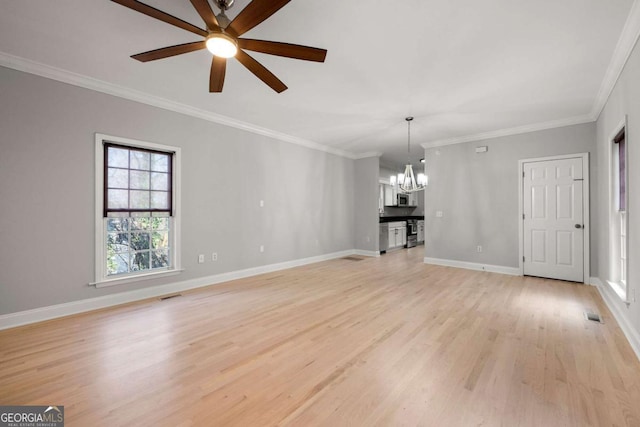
[423,123,597,270]
[595,37,640,341]
[354,156,380,252]
[0,66,355,315]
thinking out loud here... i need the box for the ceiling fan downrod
[213,0,234,28]
[214,0,234,11]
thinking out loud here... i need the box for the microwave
[397,193,410,206]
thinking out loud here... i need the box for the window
[614,129,627,211]
[94,134,181,286]
[609,125,628,300]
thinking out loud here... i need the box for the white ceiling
[0,0,637,167]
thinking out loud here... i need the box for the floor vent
[160,294,182,301]
[584,312,603,323]
[342,256,365,262]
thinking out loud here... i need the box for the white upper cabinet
[384,184,396,206]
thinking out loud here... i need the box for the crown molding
[418,0,640,150]
[352,151,382,159]
[0,52,361,160]
[591,0,640,120]
[420,114,594,149]
[4,0,640,161]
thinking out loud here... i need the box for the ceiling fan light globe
[206,33,238,58]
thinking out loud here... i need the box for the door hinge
[523,213,525,220]
[523,256,525,262]
[522,171,525,178]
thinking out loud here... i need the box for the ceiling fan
[112,0,327,93]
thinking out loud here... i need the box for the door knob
[575,224,583,229]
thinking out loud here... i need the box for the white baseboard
[592,277,640,362]
[423,257,521,276]
[588,276,601,286]
[0,249,359,330]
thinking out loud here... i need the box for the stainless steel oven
[406,219,418,248]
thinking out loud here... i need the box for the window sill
[91,269,184,288]
[606,280,630,304]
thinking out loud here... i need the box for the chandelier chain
[406,116,413,163]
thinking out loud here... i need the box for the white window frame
[93,133,182,288]
[607,117,629,303]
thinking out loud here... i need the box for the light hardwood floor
[1,248,639,426]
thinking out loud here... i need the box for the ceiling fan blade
[189,0,220,31]
[131,41,206,62]
[111,0,208,37]
[235,49,287,93]
[237,39,327,62]
[210,55,227,93]
[227,0,290,37]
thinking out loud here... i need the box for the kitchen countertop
[379,216,424,223]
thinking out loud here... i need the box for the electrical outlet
[259,245,264,253]
[366,236,371,242]
[260,200,264,207]
[198,254,205,264]
[212,252,218,261]
[477,245,482,253]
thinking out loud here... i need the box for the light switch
[436,211,443,218]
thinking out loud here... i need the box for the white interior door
[523,157,584,282]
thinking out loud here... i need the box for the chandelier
[398,117,427,193]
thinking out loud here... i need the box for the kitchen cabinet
[387,221,406,249]
[379,183,396,209]
[409,192,419,207]
[384,184,396,206]
[387,227,396,249]
[417,220,425,243]
[397,225,407,247]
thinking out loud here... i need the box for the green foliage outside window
[106,215,170,276]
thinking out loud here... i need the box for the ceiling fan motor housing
[216,13,232,29]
